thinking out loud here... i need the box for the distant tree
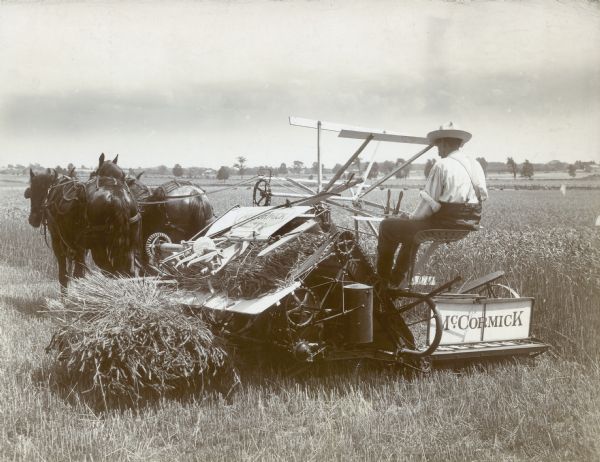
[157,165,168,175]
[292,160,304,174]
[368,162,379,179]
[521,160,534,179]
[574,160,584,170]
[256,165,273,176]
[476,157,489,178]
[187,166,203,178]
[217,166,230,182]
[424,159,436,178]
[395,158,410,179]
[381,160,395,175]
[567,164,577,177]
[172,164,184,177]
[234,156,247,178]
[55,165,66,175]
[311,161,319,174]
[331,163,343,174]
[506,157,518,179]
[546,160,567,172]
[67,163,74,171]
[278,162,288,175]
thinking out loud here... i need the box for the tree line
[2,157,596,181]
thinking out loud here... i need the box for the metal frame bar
[359,144,434,198]
[323,134,374,192]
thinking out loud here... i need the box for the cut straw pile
[45,272,238,406]
[165,232,329,299]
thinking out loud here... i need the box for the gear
[335,231,357,259]
[145,232,171,262]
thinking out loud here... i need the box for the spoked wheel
[284,286,320,328]
[387,293,442,358]
[252,179,272,206]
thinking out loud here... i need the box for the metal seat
[414,229,472,245]
[406,228,475,288]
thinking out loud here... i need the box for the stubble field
[0,174,599,461]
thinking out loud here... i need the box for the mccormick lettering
[442,310,524,331]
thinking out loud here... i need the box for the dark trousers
[377,203,481,283]
[377,217,438,282]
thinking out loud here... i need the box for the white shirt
[411,150,488,220]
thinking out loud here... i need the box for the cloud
[1,0,599,165]
[3,60,597,137]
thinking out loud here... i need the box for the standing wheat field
[0,174,599,461]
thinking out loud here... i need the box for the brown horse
[84,177,141,276]
[127,175,215,245]
[86,153,141,274]
[91,154,214,263]
[25,169,88,288]
[26,160,141,288]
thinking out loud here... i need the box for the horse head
[95,153,126,181]
[26,168,57,228]
[125,171,152,202]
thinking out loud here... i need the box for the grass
[1,181,599,460]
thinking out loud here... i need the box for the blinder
[24,187,31,199]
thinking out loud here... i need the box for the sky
[1,0,599,170]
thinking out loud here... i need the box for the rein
[42,202,79,257]
[137,192,204,205]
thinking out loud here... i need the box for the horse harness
[136,179,206,205]
[41,175,141,256]
[135,180,209,235]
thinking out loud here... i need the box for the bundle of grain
[164,232,329,299]
[45,271,238,406]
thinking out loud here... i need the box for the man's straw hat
[427,122,472,146]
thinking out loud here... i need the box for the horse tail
[107,192,132,272]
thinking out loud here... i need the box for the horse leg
[51,236,69,291]
[73,249,87,279]
[130,222,143,277]
[91,248,112,273]
[58,257,68,291]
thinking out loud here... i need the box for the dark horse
[91,154,214,265]
[26,159,141,289]
[87,154,142,274]
[25,169,88,288]
[126,174,215,246]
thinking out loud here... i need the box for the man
[377,122,488,287]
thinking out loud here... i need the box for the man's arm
[410,163,443,219]
[471,158,488,202]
